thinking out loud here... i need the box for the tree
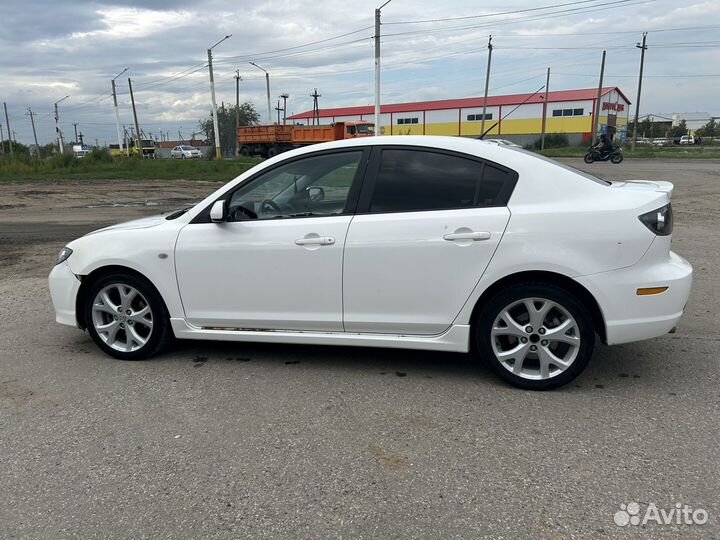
[199,102,260,157]
[670,119,688,138]
[696,119,717,139]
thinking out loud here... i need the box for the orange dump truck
[238,121,374,157]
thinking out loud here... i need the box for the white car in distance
[170,145,203,159]
[49,136,692,389]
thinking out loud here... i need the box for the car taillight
[639,203,673,236]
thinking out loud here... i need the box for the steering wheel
[260,199,282,214]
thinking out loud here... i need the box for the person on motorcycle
[597,134,613,158]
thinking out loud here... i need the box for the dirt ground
[1,159,719,539]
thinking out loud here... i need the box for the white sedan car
[49,136,692,389]
[170,145,203,159]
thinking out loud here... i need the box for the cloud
[2,0,718,144]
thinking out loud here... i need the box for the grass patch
[0,156,263,182]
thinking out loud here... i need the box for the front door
[175,149,367,331]
[343,147,515,335]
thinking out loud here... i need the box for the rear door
[342,146,516,335]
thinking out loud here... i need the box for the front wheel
[611,152,624,164]
[583,152,594,164]
[475,283,595,390]
[85,273,172,360]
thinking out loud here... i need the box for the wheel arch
[75,265,169,330]
[469,270,607,344]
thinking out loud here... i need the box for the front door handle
[443,231,491,241]
[295,236,335,246]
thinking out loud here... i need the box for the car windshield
[356,124,374,135]
[180,146,194,150]
[508,147,610,186]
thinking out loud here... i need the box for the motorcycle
[583,145,623,164]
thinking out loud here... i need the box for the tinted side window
[478,165,511,206]
[369,149,479,213]
[368,149,516,213]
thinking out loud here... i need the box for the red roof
[288,87,630,119]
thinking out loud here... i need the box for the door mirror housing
[210,200,227,222]
[307,186,325,202]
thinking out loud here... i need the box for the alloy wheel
[91,283,154,352]
[490,297,581,380]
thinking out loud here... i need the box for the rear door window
[367,148,516,213]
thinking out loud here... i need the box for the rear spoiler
[622,180,674,199]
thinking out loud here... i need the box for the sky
[0,0,718,146]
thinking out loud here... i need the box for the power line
[386,0,611,24]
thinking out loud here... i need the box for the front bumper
[576,249,693,345]
[48,262,81,327]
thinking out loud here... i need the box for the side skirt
[170,319,471,353]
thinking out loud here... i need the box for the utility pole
[73,123,79,144]
[4,102,14,157]
[54,95,69,154]
[127,78,142,157]
[540,67,550,150]
[275,100,282,125]
[280,93,289,125]
[631,32,648,151]
[111,68,127,155]
[374,0,391,136]
[591,50,607,146]
[310,89,322,126]
[26,108,39,157]
[249,62,271,123]
[480,35,493,137]
[0,123,4,155]
[208,35,232,159]
[235,70,241,156]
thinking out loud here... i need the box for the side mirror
[307,186,325,202]
[210,200,227,222]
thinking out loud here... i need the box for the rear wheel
[583,152,594,164]
[84,273,171,360]
[240,146,250,157]
[267,146,279,158]
[475,283,595,390]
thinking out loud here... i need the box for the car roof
[276,135,536,170]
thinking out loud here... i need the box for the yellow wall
[379,115,594,137]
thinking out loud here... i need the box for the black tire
[84,273,172,360]
[240,146,250,157]
[583,152,594,164]
[181,154,186,160]
[474,282,595,390]
[611,152,623,164]
[267,146,279,158]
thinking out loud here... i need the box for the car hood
[84,214,168,236]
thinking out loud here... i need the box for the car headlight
[56,247,73,265]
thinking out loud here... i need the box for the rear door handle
[443,231,491,241]
[295,236,335,246]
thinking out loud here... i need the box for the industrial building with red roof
[288,87,631,145]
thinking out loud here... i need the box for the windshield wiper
[165,207,191,220]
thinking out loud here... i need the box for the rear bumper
[576,250,693,345]
[48,262,81,327]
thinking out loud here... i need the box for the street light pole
[208,34,232,160]
[374,0,392,137]
[111,67,128,155]
[54,95,69,154]
[249,62,272,123]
